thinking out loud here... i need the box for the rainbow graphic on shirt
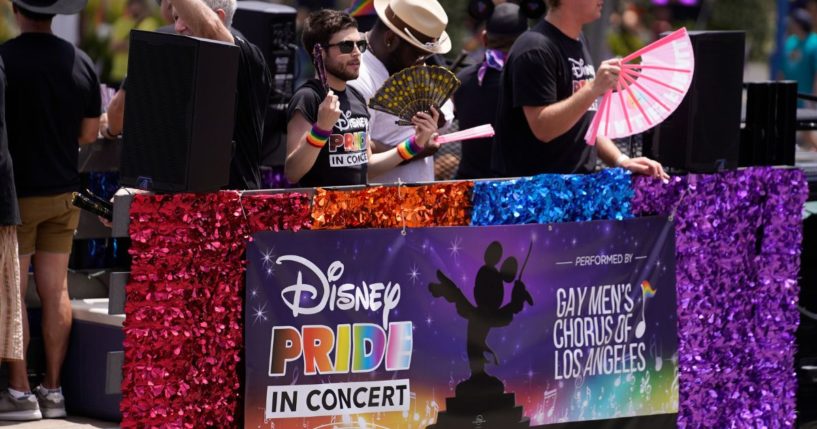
[346,0,375,17]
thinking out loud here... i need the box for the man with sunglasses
[285,9,439,187]
[348,0,453,184]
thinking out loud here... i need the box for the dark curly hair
[302,9,358,59]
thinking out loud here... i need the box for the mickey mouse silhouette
[429,241,534,378]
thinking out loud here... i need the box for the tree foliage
[440,0,472,58]
[706,0,772,60]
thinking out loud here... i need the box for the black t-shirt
[0,57,19,225]
[287,80,370,187]
[454,62,500,180]
[492,20,598,177]
[230,34,272,190]
[0,33,101,197]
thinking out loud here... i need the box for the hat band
[385,5,442,49]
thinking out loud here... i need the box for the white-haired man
[171,0,272,189]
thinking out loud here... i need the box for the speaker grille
[122,34,196,189]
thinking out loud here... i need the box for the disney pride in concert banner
[245,217,679,428]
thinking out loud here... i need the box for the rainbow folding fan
[368,65,460,126]
[584,27,695,145]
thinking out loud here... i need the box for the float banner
[245,217,679,428]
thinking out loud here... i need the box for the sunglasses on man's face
[325,40,368,54]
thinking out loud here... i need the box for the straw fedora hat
[373,0,451,54]
[12,0,87,15]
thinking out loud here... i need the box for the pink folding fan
[585,28,695,145]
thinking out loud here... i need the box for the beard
[325,59,359,82]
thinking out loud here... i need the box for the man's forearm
[106,89,125,135]
[284,134,321,184]
[526,84,598,143]
[596,135,623,167]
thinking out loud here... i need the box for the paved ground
[0,417,118,429]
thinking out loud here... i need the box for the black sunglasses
[324,40,368,54]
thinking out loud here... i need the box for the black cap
[486,3,527,36]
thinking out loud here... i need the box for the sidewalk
[0,417,118,428]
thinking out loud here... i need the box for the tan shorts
[17,193,80,255]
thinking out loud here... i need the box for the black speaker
[740,81,796,167]
[232,1,297,167]
[120,31,239,193]
[233,1,297,104]
[650,31,745,173]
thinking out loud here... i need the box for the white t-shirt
[349,50,454,184]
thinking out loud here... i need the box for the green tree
[707,0,772,60]
[440,0,470,58]
[0,1,19,43]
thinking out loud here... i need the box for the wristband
[409,135,422,154]
[615,153,630,167]
[306,124,331,148]
[101,126,121,140]
[397,136,420,160]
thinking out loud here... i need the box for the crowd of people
[0,0,669,421]
[784,0,817,151]
[287,0,667,186]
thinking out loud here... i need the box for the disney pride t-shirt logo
[328,111,368,167]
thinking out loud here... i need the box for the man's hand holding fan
[368,65,459,125]
[369,65,498,150]
[585,27,695,146]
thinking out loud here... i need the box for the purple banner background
[245,217,679,428]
